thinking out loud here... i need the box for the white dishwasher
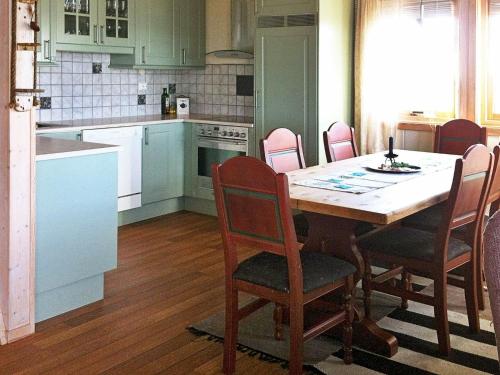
[83,126,143,211]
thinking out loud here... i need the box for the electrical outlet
[138,82,147,92]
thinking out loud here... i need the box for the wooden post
[0,0,36,344]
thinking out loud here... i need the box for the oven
[196,124,249,195]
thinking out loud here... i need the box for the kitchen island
[36,136,119,322]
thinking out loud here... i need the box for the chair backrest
[323,121,359,163]
[260,128,306,173]
[487,145,500,216]
[437,144,494,262]
[434,119,488,155]
[212,156,301,278]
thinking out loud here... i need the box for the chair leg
[477,242,486,311]
[434,274,451,355]
[401,270,412,310]
[223,283,238,375]
[273,303,284,341]
[288,300,304,375]
[343,275,354,365]
[362,254,373,319]
[464,261,480,333]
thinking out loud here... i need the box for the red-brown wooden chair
[323,121,359,163]
[359,144,494,355]
[212,156,356,375]
[403,145,500,310]
[260,128,308,241]
[434,119,487,155]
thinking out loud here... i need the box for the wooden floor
[0,211,492,374]
[0,211,286,375]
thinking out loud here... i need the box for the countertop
[36,114,254,133]
[36,136,120,161]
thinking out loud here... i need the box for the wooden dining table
[286,150,460,357]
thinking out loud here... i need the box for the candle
[389,136,394,155]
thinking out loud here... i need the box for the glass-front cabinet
[37,0,57,65]
[56,0,134,50]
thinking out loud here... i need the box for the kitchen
[2,0,499,374]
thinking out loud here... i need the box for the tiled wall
[37,51,254,122]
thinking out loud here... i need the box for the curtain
[354,0,458,155]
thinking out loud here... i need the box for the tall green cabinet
[255,25,318,165]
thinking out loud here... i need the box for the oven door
[197,137,248,190]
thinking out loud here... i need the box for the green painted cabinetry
[111,0,205,68]
[255,25,318,165]
[142,123,185,205]
[55,0,135,54]
[256,0,318,15]
[37,0,57,65]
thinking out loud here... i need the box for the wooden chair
[260,128,308,240]
[434,119,487,155]
[358,144,494,355]
[403,145,500,310]
[212,156,356,375]
[323,121,359,163]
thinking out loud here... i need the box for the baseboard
[184,196,216,216]
[118,198,185,226]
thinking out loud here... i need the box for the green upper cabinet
[256,0,318,15]
[112,0,205,68]
[255,25,318,165]
[55,0,135,53]
[138,0,179,67]
[142,123,185,205]
[37,0,57,65]
[179,0,205,67]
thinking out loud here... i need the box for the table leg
[303,212,398,357]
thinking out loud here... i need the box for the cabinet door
[142,124,185,204]
[256,0,318,15]
[255,26,318,165]
[138,0,180,66]
[37,0,57,64]
[98,0,135,47]
[179,0,205,67]
[56,0,98,45]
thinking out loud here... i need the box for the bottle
[161,88,170,115]
[169,93,176,114]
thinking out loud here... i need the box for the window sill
[397,121,500,136]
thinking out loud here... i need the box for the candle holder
[384,136,398,165]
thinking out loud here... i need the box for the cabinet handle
[142,46,146,64]
[77,133,82,141]
[255,90,260,108]
[94,24,98,44]
[100,25,104,44]
[182,49,186,65]
[144,127,149,145]
[43,40,50,60]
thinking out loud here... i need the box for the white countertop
[36,136,120,161]
[36,114,254,133]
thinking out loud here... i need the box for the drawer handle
[100,25,104,44]
[142,46,146,64]
[182,49,186,65]
[144,127,149,145]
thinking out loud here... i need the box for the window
[485,0,500,123]
[363,0,458,120]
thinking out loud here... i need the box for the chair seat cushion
[293,213,309,238]
[233,251,356,293]
[358,227,472,262]
[403,205,472,235]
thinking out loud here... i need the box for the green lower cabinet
[39,131,82,141]
[256,0,318,15]
[142,123,185,205]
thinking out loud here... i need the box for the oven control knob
[222,131,227,136]
[234,132,240,137]
[229,131,234,136]
[240,133,246,138]
[200,129,205,135]
[207,131,212,136]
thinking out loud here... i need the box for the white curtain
[355,0,458,154]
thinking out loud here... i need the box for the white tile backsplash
[37,52,254,121]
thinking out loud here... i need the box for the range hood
[207,0,255,59]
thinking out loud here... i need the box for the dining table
[286,149,460,357]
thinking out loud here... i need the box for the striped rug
[315,301,499,374]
